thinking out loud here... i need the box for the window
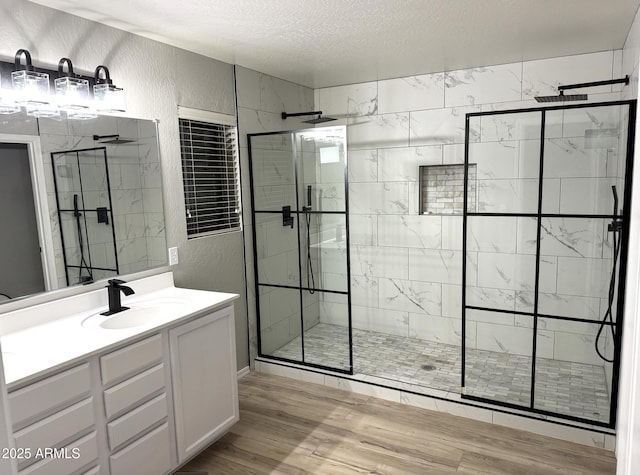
[179,108,241,238]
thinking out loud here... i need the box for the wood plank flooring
[177,372,616,474]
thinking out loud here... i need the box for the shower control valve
[608,219,623,233]
[282,206,294,228]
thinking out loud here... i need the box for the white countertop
[0,281,238,387]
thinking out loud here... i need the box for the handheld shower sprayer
[596,185,622,362]
[73,194,81,217]
[72,193,93,283]
[608,186,622,232]
[304,185,315,293]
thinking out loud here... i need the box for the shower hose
[595,218,621,363]
[306,209,315,294]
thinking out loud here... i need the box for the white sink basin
[82,298,190,330]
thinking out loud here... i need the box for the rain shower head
[534,91,588,103]
[281,110,337,124]
[534,75,629,103]
[302,115,337,124]
[92,134,136,144]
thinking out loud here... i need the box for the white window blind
[179,117,241,238]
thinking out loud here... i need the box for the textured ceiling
[29,0,640,88]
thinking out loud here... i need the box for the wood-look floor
[178,372,616,474]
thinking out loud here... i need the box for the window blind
[179,118,241,238]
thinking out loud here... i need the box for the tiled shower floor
[271,323,610,423]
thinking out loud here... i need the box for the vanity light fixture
[11,49,59,118]
[93,65,125,113]
[55,58,96,120]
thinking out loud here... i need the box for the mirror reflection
[0,112,167,302]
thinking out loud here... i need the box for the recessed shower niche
[419,164,476,215]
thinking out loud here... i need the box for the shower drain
[421,364,437,371]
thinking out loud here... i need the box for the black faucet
[101,279,135,316]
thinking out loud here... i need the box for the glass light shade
[93,83,125,113]
[55,76,96,119]
[11,70,50,104]
[55,76,90,110]
[12,70,59,117]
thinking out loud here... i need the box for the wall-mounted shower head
[93,134,136,144]
[534,75,629,103]
[302,115,337,124]
[281,110,337,124]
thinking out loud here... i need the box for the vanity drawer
[107,393,168,450]
[14,397,95,469]
[109,422,172,475]
[103,363,165,419]
[10,363,91,430]
[18,431,98,475]
[100,334,162,386]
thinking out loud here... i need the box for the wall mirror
[0,111,167,303]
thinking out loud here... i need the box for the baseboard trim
[237,366,250,379]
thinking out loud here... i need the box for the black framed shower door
[461,100,636,428]
[51,147,119,286]
[248,126,353,374]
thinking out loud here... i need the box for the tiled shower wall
[315,50,627,369]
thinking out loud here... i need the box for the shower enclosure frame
[51,146,120,286]
[247,127,354,375]
[461,99,637,429]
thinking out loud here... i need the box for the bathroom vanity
[0,272,239,475]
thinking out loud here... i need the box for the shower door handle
[282,206,294,228]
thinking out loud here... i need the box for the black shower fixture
[281,110,337,124]
[92,134,136,144]
[534,75,629,103]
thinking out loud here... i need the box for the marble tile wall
[316,50,627,369]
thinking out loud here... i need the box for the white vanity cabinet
[3,299,239,475]
[169,305,239,463]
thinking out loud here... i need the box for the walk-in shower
[248,126,352,373]
[250,100,635,428]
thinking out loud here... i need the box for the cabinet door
[169,306,238,463]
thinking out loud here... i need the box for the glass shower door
[462,101,635,427]
[249,126,352,373]
[463,110,542,408]
[295,128,351,371]
[51,147,119,286]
